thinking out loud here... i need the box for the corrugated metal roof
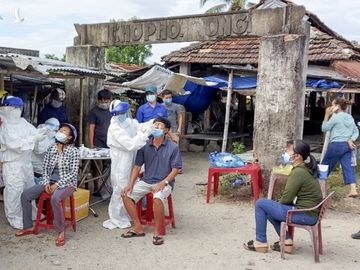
[332,60,360,82]
[0,53,106,79]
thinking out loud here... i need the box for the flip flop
[15,229,34,237]
[56,238,65,247]
[270,241,294,254]
[153,235,164,245]
[347,194,359,198]
[351,231,360,239]
[243,240,268,253]
[121,230,145,238]
[55,234,65,247]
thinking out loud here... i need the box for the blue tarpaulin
[173,75,343,114]
[204,74,257,89]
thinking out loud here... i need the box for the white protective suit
[0,107,38,229]
[102,117,153,229]
[32,123,57,175]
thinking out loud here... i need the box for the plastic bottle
[351,148,357,167]
[79,144,85,158]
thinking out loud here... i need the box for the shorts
[127,180,172,205]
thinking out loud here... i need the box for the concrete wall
[65,45,104,145]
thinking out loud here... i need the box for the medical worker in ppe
[32,118,60,184]
[0,96,41,229]
[103,100,155,229]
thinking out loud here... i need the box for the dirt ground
[1,152,360,270]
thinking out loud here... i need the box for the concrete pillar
[253,33,309,182]
[65,45,104,145]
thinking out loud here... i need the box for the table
[207,163,263,203]
[183,132,249,151]
[78,157,111,217]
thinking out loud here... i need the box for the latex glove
[33,132,47,142]
[145,123,156,137]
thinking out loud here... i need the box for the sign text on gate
[74,12,249,46]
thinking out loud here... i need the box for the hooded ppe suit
[0,106,38,229]
[102,117,154,229]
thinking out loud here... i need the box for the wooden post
[9,75,13,95]
[0,74,4,90]
[32,86,38,123]
[221,69,234,152]
[79,78,84,145]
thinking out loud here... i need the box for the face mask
[146,95,156,103]
[51,100,63,108]
[281,152,293,164]
[118,113,127,123]
[164,98,172,106]
[55,131,68,143]
[151,128,164,138]
[98,103,110,110]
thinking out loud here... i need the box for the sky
[0,0,359,64]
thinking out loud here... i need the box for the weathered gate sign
[74,12,249,46]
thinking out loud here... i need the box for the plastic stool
[33,192,76,234]
[136,193,175,236]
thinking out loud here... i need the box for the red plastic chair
[136,193,175,236]
[33,192,76,234]
[280,191,335,262]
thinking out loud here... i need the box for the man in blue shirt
[136,85,168,123]
[121,117,182,245]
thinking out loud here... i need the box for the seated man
[121,117,182,245]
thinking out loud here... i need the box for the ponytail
[304,154,318,177]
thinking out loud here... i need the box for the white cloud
[0,0,359,62]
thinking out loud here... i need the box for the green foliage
[200,0,245,13]
[105,44,152,65]
[106,17,152,65]
[232,141,245,154]
[44,53,66,62]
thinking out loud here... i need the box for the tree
[105,44,152,65]
[105,18,153,65]
[200,0,246,13]
[44,53,66,62]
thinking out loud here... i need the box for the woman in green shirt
[244,140,323,253]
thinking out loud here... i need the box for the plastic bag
[209,151,245,168]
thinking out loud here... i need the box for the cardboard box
[65,188,90,221]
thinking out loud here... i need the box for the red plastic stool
[33,192,76,234]
[136,193,176,236]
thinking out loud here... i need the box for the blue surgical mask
[151,128,164,138]
[55,131,67,143]
[164,98,172,106]
[146,95,156,103]
[118,113,127,123]
[281,152,293,164]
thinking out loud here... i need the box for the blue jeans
[322,142,356,185]
[255,198,318,243]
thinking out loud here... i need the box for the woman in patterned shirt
[15,123,80,247]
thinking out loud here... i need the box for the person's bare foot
[347,192,358,198]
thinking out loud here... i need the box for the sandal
[270,241,294,254]
[153,235,164,245]
[15,229,34,237]
[243,240,268,253]
[121,230,145,238]
[347,193,358,198]
[351,231,360,239]
[55,234,65,247]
